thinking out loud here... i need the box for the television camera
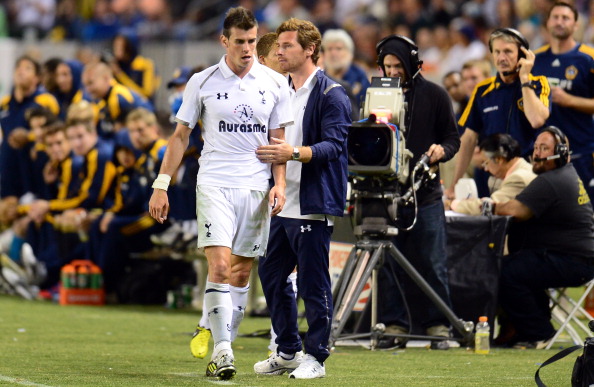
[347,77,437,234]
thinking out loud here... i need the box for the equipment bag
[535,334,594,387]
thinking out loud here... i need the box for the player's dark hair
[222,7,257,38]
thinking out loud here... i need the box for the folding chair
[546,279,594,349]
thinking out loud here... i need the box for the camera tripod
[330,218,474,350]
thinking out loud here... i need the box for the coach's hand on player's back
[149,189,169,224]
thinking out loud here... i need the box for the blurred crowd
[1,0,594,81]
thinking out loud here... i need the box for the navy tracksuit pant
[259,216,333,363]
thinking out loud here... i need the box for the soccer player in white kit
[148,7,292,380]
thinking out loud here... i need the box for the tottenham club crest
[234,104,254,123]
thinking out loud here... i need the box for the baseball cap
[167,66,192,88]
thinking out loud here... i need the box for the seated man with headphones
[445,28,551,201]
[495,126,594,349]
[373,35,460,349]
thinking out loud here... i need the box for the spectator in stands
[495,126,594,349]
[0,55,59,199]
[442,71,466,120]
[108,33,160,102]
[460,59,493,99]
[447,134,536,215]
[81,61,152,138]
[532,1,594,200]
[53,59,86,120]
[263,0,310,31]
[445,28,550,201]
[9,0,56,40]
[321,29,370,110]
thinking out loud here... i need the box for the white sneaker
[254,351,303,375]
[289,354,325,379]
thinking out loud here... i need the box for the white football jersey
[176,56,293,190]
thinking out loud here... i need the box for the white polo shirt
[176,56,293,191]
[280,68,331,223]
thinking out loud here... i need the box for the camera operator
[374,35,460,349]
[495,127,594,348]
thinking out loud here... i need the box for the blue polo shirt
[459,74,550,156]
[533,43,594,154]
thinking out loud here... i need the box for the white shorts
[196,185,271,257]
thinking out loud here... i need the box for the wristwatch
[291,146,300,161]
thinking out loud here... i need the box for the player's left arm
[519,47,550,128]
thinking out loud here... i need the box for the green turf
[0,294,582,386]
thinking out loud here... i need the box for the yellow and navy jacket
[0,85,60,137]
[95,80,153,138]
[459,74,550,156]
[0,85,60,197]
[114,55,160,102]
[533,43,594,154]
[48,140,116,212]
[109,138,167,215]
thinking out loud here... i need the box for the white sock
[269,324,278,353]
[204,281,232,358]
[229,283,249,341]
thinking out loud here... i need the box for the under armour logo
[217,92,228,100]
[253,244,260,252]
[237,306,244,311]
[259,90,266,104]
[205,223,212,237]
[300,225,312,233]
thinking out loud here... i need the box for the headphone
[541,126,569,167]
[376,34,423,70]
[489,28,529,58]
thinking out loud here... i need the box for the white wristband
[152,174,171,191]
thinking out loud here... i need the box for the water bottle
[475,316,490,354]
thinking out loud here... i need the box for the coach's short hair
[223,6,257,38]
[277,18,322,65]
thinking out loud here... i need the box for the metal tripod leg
[330,241,384,348]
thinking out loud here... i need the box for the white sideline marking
[0,374,54,387]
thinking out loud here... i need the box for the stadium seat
[545,279,594,349]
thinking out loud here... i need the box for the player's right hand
[149,189,170,224]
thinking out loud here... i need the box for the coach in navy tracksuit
[254,18,351,379]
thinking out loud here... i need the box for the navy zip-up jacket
[299,70,351,217]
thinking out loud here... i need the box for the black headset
[541,126,569,167]
[376,34,423,70]
[489,28,529,58]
